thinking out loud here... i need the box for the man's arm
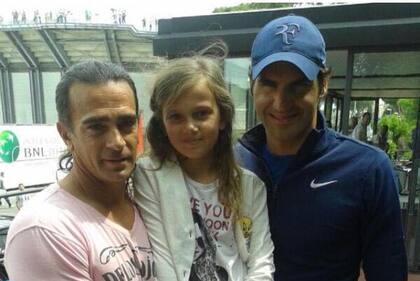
[361,156,408,281]
[5,226,91,281]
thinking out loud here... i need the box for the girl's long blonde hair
[147,44,243,218]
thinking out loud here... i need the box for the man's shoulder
[234,126,266,166]
[7,184,82,240]
[234,140,254,162]
[327,129,390,166]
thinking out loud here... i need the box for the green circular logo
[0,130,20,163]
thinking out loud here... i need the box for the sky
[0,0,258,27]
[1,0,407,28]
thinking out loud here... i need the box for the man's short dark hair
[56,60,138,171]
[56,60,138,129]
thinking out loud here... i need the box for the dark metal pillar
[341,50,354,135]
[29,68,44,123]
[111,30,122,65]
[5,31,42,123]
[373,98,379,134]
[0,54,15,123]
[409,99,420,271]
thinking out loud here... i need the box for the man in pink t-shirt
[5,60,156,281]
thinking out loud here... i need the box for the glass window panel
[0,79,3,124]
[353,77,420,90]
[351,89,420,99]
[328,78,346,93]
[327,50,347,94]
[12,72,32,124]
[354,51,420,76]
[323,50,348,132]
[129,72,154,125]
[42,72,61,124]
[353,51,420,98]
[327,50,347,76]
[224,58,250,139]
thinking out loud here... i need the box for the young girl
[134,52,274,281]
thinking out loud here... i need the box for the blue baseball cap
[251,15,326,81]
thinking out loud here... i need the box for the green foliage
[379,114,413,160]
[213,3,292,13]
[378,98,419,160]
[397,99,419,128]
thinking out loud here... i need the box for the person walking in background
[234,14,407,281]
[0,172,11,208]
[21,11,26,24]
[33,10,41,24]
[111,8,118,24]
[352,111,371,142]
[15,183,29,210]
[347,115,358,135]
[134,48,274,280]
[12,10,18,24]
[373,124,389,153]
[5,60,156,281]
[121,11,126,24]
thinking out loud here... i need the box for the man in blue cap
[235,15,407,281]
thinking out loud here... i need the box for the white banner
[0,125,66,189]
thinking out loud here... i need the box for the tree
[397,99,419,128]
[379,99,419,161]
[213,3,293,13]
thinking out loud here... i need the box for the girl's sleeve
[245,176,275,281]
[133,164,179,281]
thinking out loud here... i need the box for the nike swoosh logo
[310,179,338,189]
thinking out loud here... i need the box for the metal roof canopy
[0,23,160,124]
[153,3,420,57]
[0,23,158,72]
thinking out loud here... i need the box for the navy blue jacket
[234,112,407,281]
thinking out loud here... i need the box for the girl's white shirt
[134,155,274,281]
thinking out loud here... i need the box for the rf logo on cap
[275,23,300,45]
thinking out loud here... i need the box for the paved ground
[0,191,37,216]
[358,270,420,281]
[407,273,420,281]
[0,204,18,216]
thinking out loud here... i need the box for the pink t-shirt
[5,183,156,281]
